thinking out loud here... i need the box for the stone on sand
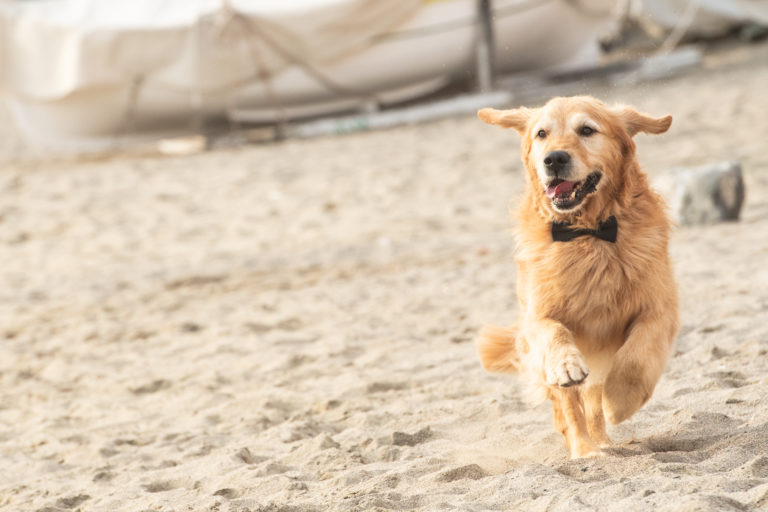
[654,161,745,225]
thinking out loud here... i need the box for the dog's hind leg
[550,387,602,459]
[583,383,611,448]
[551,392,571,453]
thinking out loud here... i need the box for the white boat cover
[0,0,422,101]
[1,0,766,151]
[0,0,621,150]
[639,0,768,35]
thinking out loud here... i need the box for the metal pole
[475,0,495,92]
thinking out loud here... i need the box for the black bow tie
[551,216,618,243]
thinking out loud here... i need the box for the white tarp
[639,0,768,35]
[0,0,618,149]
[0,0,422,100]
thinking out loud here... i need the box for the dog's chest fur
[545,239,628,326]
[518,215,664,344]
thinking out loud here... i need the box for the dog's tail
[476,325,521,374]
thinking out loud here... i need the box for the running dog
[476,96,679,458]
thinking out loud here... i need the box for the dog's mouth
[545,171,602,211]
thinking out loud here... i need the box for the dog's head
[478,96,671,217]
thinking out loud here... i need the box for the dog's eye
[579,126,595,137]
[536,129,547,139]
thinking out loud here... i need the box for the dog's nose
[543,151,571,176]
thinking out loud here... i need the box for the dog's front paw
[546,348,589,387]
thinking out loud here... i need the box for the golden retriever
[476,96,679,458]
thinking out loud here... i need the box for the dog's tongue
[546,180,576,199]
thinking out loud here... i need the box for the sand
[2,41,768,512]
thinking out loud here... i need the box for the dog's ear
[477,107,533,134]
[615,106,672,137]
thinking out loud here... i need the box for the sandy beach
[2,41,768,512]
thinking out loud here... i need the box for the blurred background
[2,1,768,511]
[1,0,767,157]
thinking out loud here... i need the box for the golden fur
[476,96,679,458]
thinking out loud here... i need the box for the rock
[213,488,239,499]
[654,161,745,226]
[129,379,171,395]
[437,464,488,482]
[55,494,90,509]
[234,447,265,465]
[392,427,432,446]
[315,434,341,450]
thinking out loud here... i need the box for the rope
[113,75,144,144]
[112,0,612,137]
[561,0,616,19]
[372,0,550,43]
[239,17,379,102]
[657,0,700,54]
[122,1,558,100]
[220,3,288,133]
